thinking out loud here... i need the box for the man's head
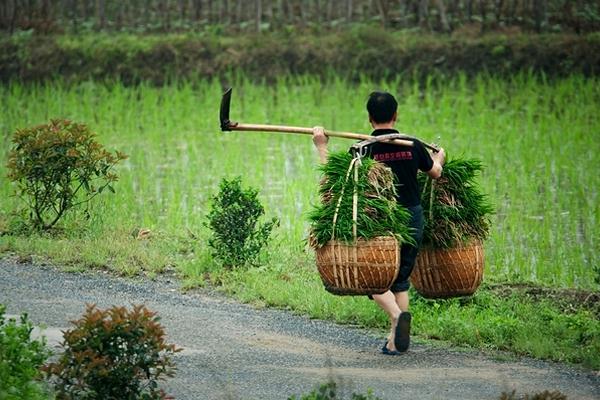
[366,91,398,125]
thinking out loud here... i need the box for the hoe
[219,88,439,152]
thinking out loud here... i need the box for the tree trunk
[418,0,430,30]
[83,0,91,21]
[298,0,307,28]
[533,0,546,32]
[479,0,486,31]
[97,0,105,30]
[9,0,18,34]
[494,0,504,24]
[466,0,473,22]
[434,0,450,32]
[346,0,353,23]
[256,0,261,32]
[375,0,389,28]
[219,0,231,25]
[178,0,186,22]
[194,0,202,21]
[234,0,242,25]
[70,0,78,33]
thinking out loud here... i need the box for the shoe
[380,340,401,356]
[394,312,411,352]
[380,340,388,352]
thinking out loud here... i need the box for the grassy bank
[1,75,599,368]
[1,29,600,84]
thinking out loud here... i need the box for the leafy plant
[206,177,279,269]
[418,158,494,248]
[288,381,381,400]
[6,119,127,230]
[500,390,567,400]
[43,304,180,400]
[0,304,52,400]
[308,151,414,248]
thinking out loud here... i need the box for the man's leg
[372,290,401,351]
[394,290,409,312]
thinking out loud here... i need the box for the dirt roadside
[1,258,598,400]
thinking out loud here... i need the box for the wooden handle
[230,123,416,147]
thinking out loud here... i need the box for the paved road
[1,258,598,400]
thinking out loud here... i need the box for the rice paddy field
[1,74,598,289]
[1,73,599,367]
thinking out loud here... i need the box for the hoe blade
[220,87,233,131]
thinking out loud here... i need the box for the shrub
[6,119,127,230]
[206,177,279,269]
[288,381,381,400]
[43,304,180,400]
[0,304,52,400]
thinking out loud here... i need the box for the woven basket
[315,236,400,296]
[411,240,484,298]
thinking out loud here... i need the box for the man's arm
[426,147,445,179]
[312,126,329,164]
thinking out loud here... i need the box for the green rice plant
[418,158,494,248]
[308,151,414,247]
[0,74,597,287]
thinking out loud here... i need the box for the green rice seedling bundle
[418,158,494,248]
[308,151,415,248]
[412,157,494,298]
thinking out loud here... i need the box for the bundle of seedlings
[418,158,493,248]
[308,151,414,248]
[412,157,494,298]
[308,151,415,296]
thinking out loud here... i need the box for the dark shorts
[369,205,424,297]
[390,205,424,292]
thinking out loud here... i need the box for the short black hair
[366,91,398,124]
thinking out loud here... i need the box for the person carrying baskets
[312,91,445,355]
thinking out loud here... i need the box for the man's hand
[426,147,445,179]
[312,126,328,146]
[432,147,446,166]
[312,126,329,164]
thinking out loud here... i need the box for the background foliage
[1,30,599,84]
[2,0,599,35]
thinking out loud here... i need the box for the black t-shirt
[361,128,434,207]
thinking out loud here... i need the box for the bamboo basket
[410,240,483,298]
[315,236,400,296]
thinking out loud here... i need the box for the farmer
[312,91,445,355]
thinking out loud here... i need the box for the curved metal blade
[220,87,233,131]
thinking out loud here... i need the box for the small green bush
[6,119,127,230]
[0,304,52,400]
[206,177,278,269]
[288,381,381,400]
[43,304,180,400]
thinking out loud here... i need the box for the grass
[1,74,599,368]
